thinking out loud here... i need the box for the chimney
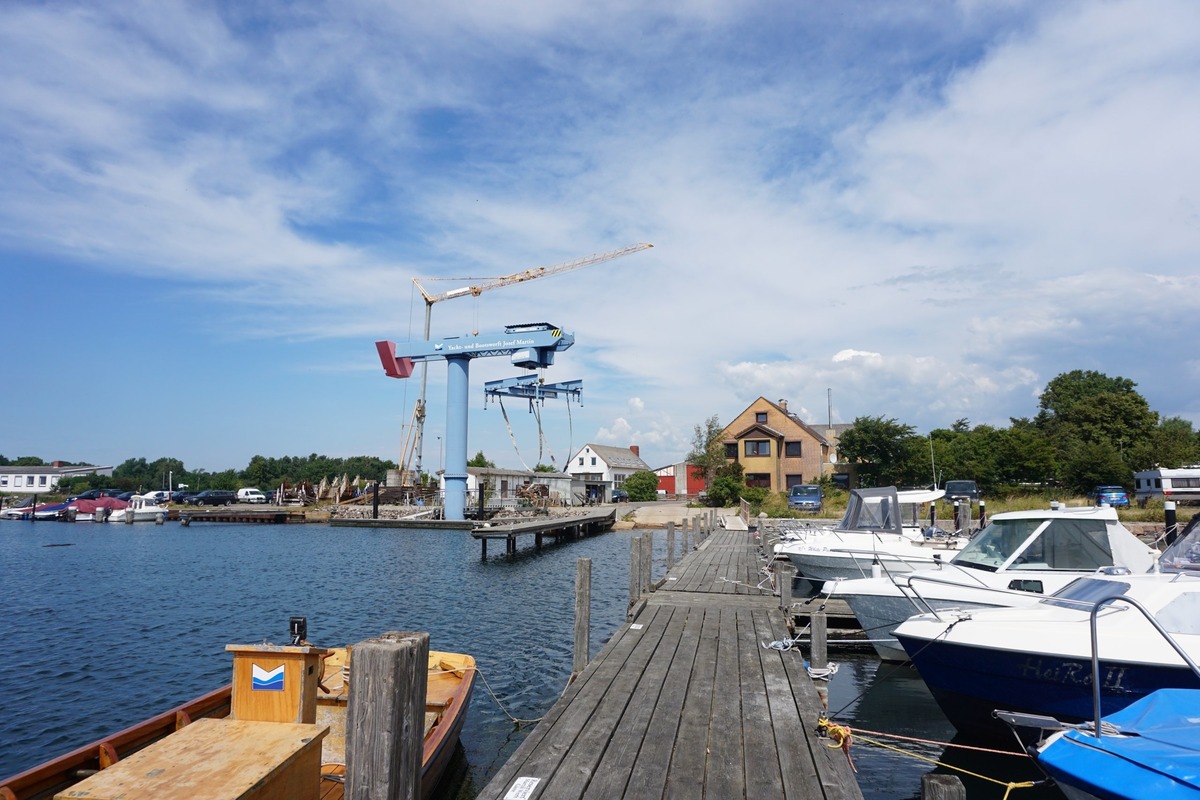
[779,399,788,412]
[629,445,640,456]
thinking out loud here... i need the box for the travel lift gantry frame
[376,322,574,520]
[484,375,584,471]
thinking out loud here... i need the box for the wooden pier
[476,522,864,800]
[470,510,616,558]
[178,509,308,525]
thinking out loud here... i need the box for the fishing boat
[0,633,475,800]
[823,503,1160,661]
[893,525,1200,739]
[999,689,1200,800]
[774,486,964,582]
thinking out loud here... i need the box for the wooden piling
[641,530,652,595]
[345,631,429,800]
[776,561,795,611]
[573,558,591,677]
[629,535,642,608]
[920,773,966,799]
[666,522,676,570]
[810,609,828,672]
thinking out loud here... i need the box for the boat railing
[822,546,940,580]
[904,568,1025,619]
[1087,595,1200,738]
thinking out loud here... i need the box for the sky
[2,0,1199,475]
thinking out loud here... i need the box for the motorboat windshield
[837,487,944,536]
[1159,516,1200,572]
[951,515,1117,573]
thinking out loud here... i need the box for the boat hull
[896,635,1200,740]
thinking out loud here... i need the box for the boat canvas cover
[1039,689,1200,797]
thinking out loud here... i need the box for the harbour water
[0,519,1064,799]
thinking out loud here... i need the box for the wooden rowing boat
[0,645,475,800]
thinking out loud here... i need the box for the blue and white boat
[893,520,1200,739]
[1023,689,1200,800]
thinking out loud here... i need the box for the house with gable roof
[721,397,843,493]
[566,444,651,503]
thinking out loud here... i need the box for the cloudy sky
[3,0,1198,475]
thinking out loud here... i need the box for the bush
[623,470,660,502]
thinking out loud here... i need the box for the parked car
[943,480,980,504]
[1090,485,1131,507]
[237,488,267,504]
[185,490,236,506]
[67,489,121,501]
[170,490,199,504]
[142,490,171,503]
[116,491,138,502]
[612,489,630,502]
[787,484,823,513]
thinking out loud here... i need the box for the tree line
[689,370,1200,503]
[0,453,398,494]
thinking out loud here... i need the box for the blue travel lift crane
[484,375,583,471]
[376,322,575,520]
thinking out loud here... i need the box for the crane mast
[405,243,652,477]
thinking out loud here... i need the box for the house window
[14,476,22,487]
[0,477,7,487]
[755,412,767,423]
[786,475,805,489]
[745,440,770,457]
[745,473,771,488]
[591,457,597,466]
[725,443,737,459]
[578,457,584,466]
[785,441,802,457]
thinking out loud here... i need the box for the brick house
[721,397,839,492]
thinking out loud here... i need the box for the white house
[566,444,651,502]
[439,466,576,510]
[0,463,115,494]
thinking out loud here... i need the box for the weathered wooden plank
[737,608,786,800]
[661,607,720,800]
[703,608,745,798]
[576,606,689,800]
[475,605,669,800]
[624,606,704,798]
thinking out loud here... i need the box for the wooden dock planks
[476,525,863,800]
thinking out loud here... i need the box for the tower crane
[404,242,652,478]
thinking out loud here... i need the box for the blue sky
[3,0,1198,474]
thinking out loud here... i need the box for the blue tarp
[1039,689,1200,799]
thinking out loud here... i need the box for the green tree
[1129,417,1200,471]
[1061,440,1129,494]
[837,416,923,488]
[533,463,557,473]
[622,470,660,501]
[686,415,727,488]
[706,461,746,507]
[467,451,496,468]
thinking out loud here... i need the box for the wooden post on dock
[810,609,828,672]
[666,521,676,570]
[573,558,591,677]
[775,560,795,611]
[345,631,429,800]
[641,530,652,594]
[629,535,642,608]
[921,773,966,799]
[681,517,689,551]
[372,480,379,519]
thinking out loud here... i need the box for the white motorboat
[107,494,170,523]
[824,504,1160,661]
[893,523,1200,739]
[774,486,964,582]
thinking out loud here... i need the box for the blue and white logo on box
[252,663,285,691]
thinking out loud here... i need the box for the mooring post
[979,499,987,527]
[641,530,653,594]
[629,535,642,608]
[1166,501,1179,545]
[811,609,828,672]
[573,558,591,677]
[666,521,676,570]
[345,631,429,800]
[776,560,795,610]
[372,480,380,519]
[920,773,966,800]
[681,517,689,551]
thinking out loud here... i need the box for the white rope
[498,396,533,472]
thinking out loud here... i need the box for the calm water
[0,519,1063,799]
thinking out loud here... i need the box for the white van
[237,488,268,504]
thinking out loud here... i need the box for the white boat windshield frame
[951,516,1118,573]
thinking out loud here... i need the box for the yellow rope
[817,718,1039,796]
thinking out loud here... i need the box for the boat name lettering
[1018,657,1129,690]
